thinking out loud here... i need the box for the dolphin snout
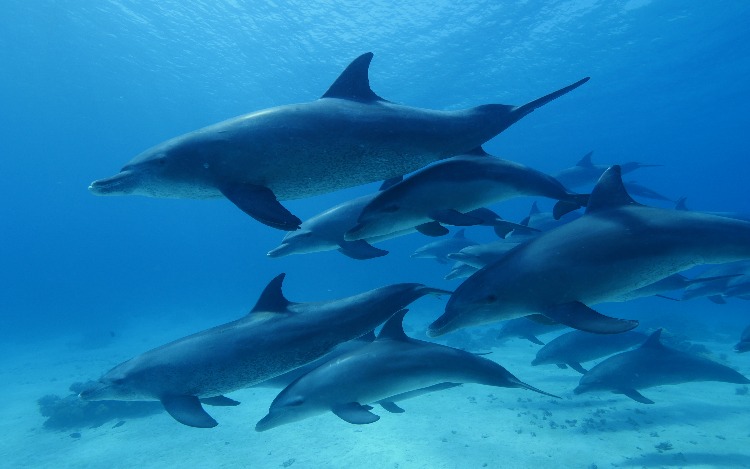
[89,170,137,196]
[267,244,292,258]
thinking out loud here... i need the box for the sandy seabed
[2,312,749,469]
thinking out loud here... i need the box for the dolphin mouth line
[89,171,136,195]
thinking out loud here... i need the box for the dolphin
[266,178,407,260]
[411,229,478,264]
[681,261,750,302]
[445,261,480,280]
[607,273,742,303]
[623,181,673,202]
[447,240,521,269]
[255,310,558,431]
[90,53,588,231]
[345,149,588,241]
[429,165,750,337]
[554,152,660,189]
[79,274,447,428]
[573,329,750,403]
[496,317,568,345]
[675,197,750,223]
[531,330,647,373]
[735,325,750,353]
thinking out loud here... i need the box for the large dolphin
[429,165,750,337]
[410,229,478,264]
[90,53,588,231]
[735,325,750,353]
[345,149,588,241]
[554,151,660,189]
[79,274,447,428]
[573,330,750,403]
[255,310,558,431]
[531,330,647,373]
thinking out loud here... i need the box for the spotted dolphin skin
[90,53,589,231]
[574,329,750,403]
[255,310,557,431]
[345,148,588,242]
[79,274,448,428]
[429,165,750,337]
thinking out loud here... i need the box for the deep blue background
[2,0,750,343]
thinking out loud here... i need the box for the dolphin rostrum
[429,165,750,337]
[574,329,750,403]
[90,53,588,231]
[345,148,587,241]
[79,274,447,428]
[255,310,558,431]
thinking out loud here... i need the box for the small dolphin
[79,274,447,428]
[90,53,588,231]
[574,329,750,403]
[554,152,660,189]
[267,178,406,260]
[447,240,521,269]
[445,261,479,280]
[608,273,742,303]
[255,310,557,431]
[623,181,673,202]
[675,197,750,223]
[411,229,478,264]
[681,261,750,302]
[532,330,647,373]
[429,166,750,337]
[735,325,750,353]
[496,317,568,345]
[346,149,588,241]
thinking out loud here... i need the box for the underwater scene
[3,1,750,468]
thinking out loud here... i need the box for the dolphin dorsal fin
[576,151,594,167]
[321,53,385,102]
[465,146,489,157]
[529,201,541,216]
[585,165,641,215]
[675,196,689,211]
[377,309,410,341]
[453,229,466,239]
[249,273,291,314]
[641,329,664,349]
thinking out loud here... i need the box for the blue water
[2,1,750,467]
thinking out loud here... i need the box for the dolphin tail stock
[513,77,591,118]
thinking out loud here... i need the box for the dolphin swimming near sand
[429,165,750,337]
[345,149,588,241]
[79,274,447,428]
[255,310,557,431]
[532,330,647,373]
[573,329,750,403]
[90,53,588,231]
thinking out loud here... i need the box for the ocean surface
[2,1,750,468]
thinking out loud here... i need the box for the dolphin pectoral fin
[331,402,381,425]
[617,388,655,404]
[567,362,588,374]
[161,395,218,428]
[556,363,568,369]
[220,183,301,231]
[491,220,529,239]
[707,295,726,305]
[415,221,450,237]
[378,401,405,413]
[200,396,241,407]
[542,302,638,334]
[525,334,546,346]
[337,240,389,259]
[429,209,483,226]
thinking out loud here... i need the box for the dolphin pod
[90,53,588,231]
[79,274,447,427]
[429,165,750,337]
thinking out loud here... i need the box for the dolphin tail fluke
[514,77,590,118]
[543,301,638,334]
[552,193,589,220]
[161,395,218,428]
